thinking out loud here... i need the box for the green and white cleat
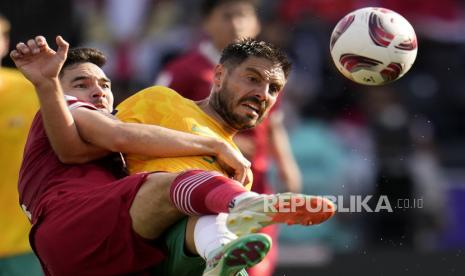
[227,193,336,236]
[202,233,271,276]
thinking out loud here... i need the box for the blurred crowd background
[1,0,465,274]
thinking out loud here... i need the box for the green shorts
[0,252,42,276]
[152,217,205,275]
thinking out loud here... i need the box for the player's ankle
[228,191,259,210]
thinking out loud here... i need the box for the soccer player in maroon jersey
[12,35,333,275]
[156,1,303,275]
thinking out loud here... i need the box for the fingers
[10,42,30,62]
[15,42,30,55]
[233,158,251,184]
[56,36,69,60]
[27,39,40,54]
[233,169,247,184]
[10,49,20,60]
[35,36,47,48]
[11,36,49,59]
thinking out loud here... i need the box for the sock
[193,213,237,260]
[170,170,248,215]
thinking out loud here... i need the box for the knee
[145,172,179,199]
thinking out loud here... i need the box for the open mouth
[93,102,106,109]
[242,103,260,115]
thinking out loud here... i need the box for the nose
[253,84,270,102]
[90,85,106,99]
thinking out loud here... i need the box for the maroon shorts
[31,173,166,275]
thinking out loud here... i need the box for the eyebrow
[245,67,284,87]
[245,67,265,79]
[71,75,111,83]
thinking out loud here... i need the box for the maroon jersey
[18,104,118,224]
[18,99,165,275]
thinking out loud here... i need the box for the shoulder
[122,85,184,104]
[116,86,190,121]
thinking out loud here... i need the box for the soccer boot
[227,193,335,236]
[202,233,271,276]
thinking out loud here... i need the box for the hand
[214,141,251,184]
[10,36,69,86]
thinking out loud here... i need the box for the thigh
[32,174,166,275]
[130,172,184,239]
[152,218,205,276]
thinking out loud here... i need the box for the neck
[197,99,237,137]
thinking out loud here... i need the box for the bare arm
[268,110,302,193]
[72,107,250,176]
[10,36,109,163]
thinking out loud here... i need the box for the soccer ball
[330,7,418,85]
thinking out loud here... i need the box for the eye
[269,83,281,94]
[101,83,111,89]
[74,83,87,88]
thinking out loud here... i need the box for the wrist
[35,77,61,92]
[211,138,227,156]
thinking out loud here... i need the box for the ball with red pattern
[330,7,417,85]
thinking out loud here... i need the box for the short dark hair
[59,47,106,77]
[201,0,258,17]
[219,38,292,79]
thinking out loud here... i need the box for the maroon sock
[169,170,247,215]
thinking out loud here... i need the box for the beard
[210,82,267,131]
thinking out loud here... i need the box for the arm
[268,110,302,193]
[72,107,250,182]
[10,36,109,163]
[11,36,250,182]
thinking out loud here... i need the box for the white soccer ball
[330,7,418,85]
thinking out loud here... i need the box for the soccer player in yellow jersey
[117,38,335,275]
[0,14,42,275]
[117,85,253,189]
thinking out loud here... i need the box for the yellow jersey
[0,67,39,257]
[116,86,252,190]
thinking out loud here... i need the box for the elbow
[107,133,129,153]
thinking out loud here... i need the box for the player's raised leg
[169,170,336,236]
[129,172,184,239]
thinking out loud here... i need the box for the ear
[213,64,225,89]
